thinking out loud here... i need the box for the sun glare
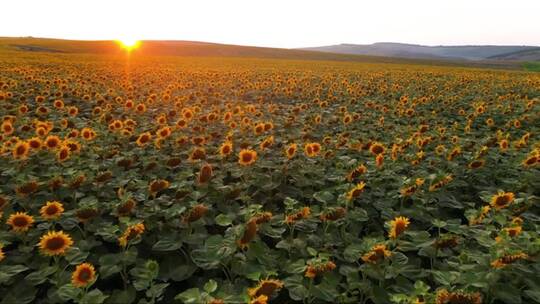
[117,38,141,50]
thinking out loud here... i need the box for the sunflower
[361,244,392,264]
[249,295,268,304]
[219,141,233,157]
[40,201,64,220]
[285,207,311,224]
[148,179,170,195]
[375,154,384,168]
[490,191,514,210]
[183,204,209,223]
[27,137,42,150]
[388,216,410,239]
[248,279,284,299]
[237,219,258,248]
[56,145,71,162]
[522,155,538,167]
[12,141,30,159]
[346,182,366,201]
[304,261,336,279]
[117,199,136,217]
[259,136,274,150]
[118,223,145,247]
[136,132,152,146]
[157,126,172,138]
[72,263,96,288]
[81,128,96,141]
[369,142,385,155]
[197,163,213,184]
[15,180,39,196]
[7,212,35,232]
[285,143,297,159]
[1,121,14,135]
[75,208,99,223]
[436,289,482,304]
[39,230,74,256]
[238,149,257,166]
[189,147,206,162]
[467,159,485,169]
[304,142,321,157]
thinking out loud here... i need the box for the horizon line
[1,35,539,49]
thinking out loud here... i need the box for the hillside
[0,37,533,71]
[301,42,540,61]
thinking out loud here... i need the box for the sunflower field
[0,52,539,304]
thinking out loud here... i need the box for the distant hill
[301,42,540,61]
[0,37,535,71]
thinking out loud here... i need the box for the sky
[2,0,539,48]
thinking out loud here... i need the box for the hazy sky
[2,0,539,48]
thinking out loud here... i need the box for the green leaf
[215,214,233,226]
[81,289,109,304]
[204,279,218,293]
[24,266,58,285]
[146,283,170,300]
[525,290,540,303]
[57,284,81,301]
[174,288,202,304]
[493,284,522,304]
[313,191,334,204]
[0,265,29,284]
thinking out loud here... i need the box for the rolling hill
[0,37,536,71]
[301,42,540,61]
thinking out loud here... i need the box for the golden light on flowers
[71,263,96,288]
[490,191,514,210]
[7,212,35,232]
[388,216,410,239]
[39,230,74,256]
[40,201,64,220]
[117,38,141,51]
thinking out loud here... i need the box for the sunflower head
[7,212,35,232]
[39,230,74,256]
[285,143,297,159]
[490,191,515,210]
[388,216,410,239]
[248,279,284,299]
[40,201,64,220]
[12,141,30,159]
[72,263,96,288]
[346,182,366,201]
[238,149,257,166]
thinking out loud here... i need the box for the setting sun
[117,38,140,50]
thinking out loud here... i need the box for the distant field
[524,61,540,72]
[0,37,535,71]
